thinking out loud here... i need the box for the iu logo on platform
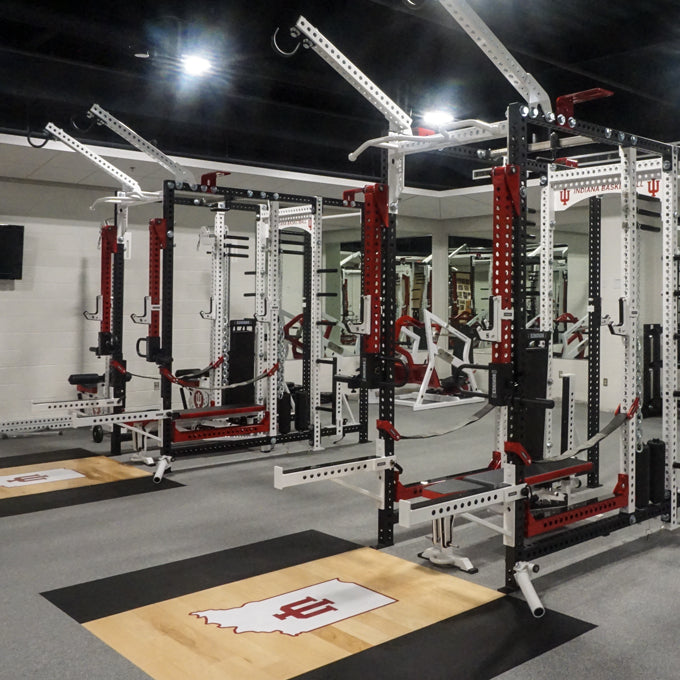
[0,467,85,488]
[191,579,396,636]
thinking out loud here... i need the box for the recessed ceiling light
[181,54,212,76]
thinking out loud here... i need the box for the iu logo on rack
[647,179,660,197]
[191,578,396,636]
[559,189,571,206]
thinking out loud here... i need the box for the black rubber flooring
[43,530,595,680]
[0,448,182,517]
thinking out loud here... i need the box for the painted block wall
[0,182,268,421]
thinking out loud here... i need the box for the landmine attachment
[153,455,173,484]
[513,561,545,618]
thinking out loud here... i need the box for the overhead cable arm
[437,0,553,115]
[44,122,143,194]
[294,16,413,133]
[88,104,197,186]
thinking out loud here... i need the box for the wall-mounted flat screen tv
[0,225,24,280]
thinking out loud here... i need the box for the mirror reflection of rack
[447,237,569,352]
[340,236,433,334]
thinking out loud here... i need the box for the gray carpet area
[0,402,677,679]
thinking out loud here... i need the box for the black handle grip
[136,337,148,359]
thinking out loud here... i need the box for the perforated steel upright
[254,206,269,410]
[503,102,529,589]
[266,202,281,438]
[619,147,640,512]
[539,171,555,456]
[587,196,602,487]
[308,199,324,450]
[160,181,176,457]
[209,209,230,404]
[661,148,679,526]
[109,201,127,455]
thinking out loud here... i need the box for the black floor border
[0,476,183,518]
[292,596,595,680]
[0,448,98,469]
[42,530,359,624]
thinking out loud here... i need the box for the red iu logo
[273,597,337,621]
[559,189,570,206]
[647,179,660,197]
[7,473,49,483]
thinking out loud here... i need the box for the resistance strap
[549,397,639,461]
[400,402,495,439]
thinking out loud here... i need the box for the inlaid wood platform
[83,547,502,680]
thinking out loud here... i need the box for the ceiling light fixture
[181,54,212,76]
[422,110,454,128]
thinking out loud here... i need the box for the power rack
[273,0,680,614]
[138,180,369,469]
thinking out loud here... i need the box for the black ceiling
[2,0,680,189]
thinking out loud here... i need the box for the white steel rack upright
[539,169,556,456]
[618,147,641,513]
[254,204,270,414]
[201,209,230,404]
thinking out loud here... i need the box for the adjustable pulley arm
[45,123,143,194]
[88,104,197,187]
[436,0,552,115]
[292,16,413,133]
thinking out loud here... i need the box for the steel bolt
[545,111,556,123]
[556,114,566,126]
[663,160,672,171]
[630,136,638,146]
[273,192,279,199]
[168,182,175,190]
[539,175,548,186]
[618,131,626,142]
[247,190,253,197]
[568,117,577,128]
[605,128,613,138]
[167,230,174,238]
[519,105,530,118]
